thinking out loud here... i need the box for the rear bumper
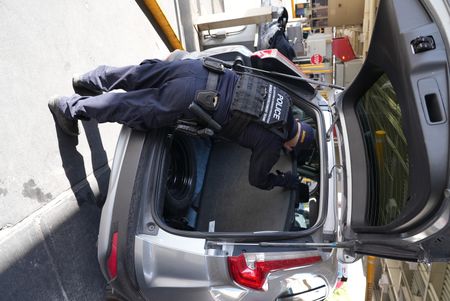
[134,229,338,301]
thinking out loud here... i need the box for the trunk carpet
[197,140,294,232]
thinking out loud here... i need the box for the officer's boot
[48,96,79,136]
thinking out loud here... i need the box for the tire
[164,134,197,217]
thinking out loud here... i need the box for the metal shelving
[376,260,450,301]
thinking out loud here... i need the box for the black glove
[297,183,310,203]
[276,170,299,189]
[276,170,309,203]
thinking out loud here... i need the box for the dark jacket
[210,68,298,190]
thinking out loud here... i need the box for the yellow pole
[365,256,377,300]
[375,130,386,168]
[291,0,296,18]
[143,0,183,50]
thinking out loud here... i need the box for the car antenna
[203,56,345,90]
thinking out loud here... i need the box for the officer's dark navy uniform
[51,58,313,191]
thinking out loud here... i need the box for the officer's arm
[248,141,281,190]
[237,123,295,190]
[247,134,297,190]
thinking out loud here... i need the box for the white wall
[0,0,169,227]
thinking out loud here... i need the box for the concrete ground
[0,0,172,299]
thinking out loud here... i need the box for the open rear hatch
[335,0,450,262]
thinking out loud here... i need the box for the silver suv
[98,0,450,299]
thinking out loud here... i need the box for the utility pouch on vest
[223,74,291,139]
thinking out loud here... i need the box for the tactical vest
[185,58,292,140]
[221,73,292,140]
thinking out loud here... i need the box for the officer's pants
[270,31,296,61]
[59,59,209,131]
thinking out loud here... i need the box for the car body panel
[98,126,134,278]
[134,230,337,301]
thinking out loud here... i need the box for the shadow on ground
[0,200,106,300]
[54,119,111,207]
[0,118,117,300]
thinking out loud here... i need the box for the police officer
[48,57,315,192]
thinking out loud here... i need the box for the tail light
[228,252,322,290]
[107,232,118,279]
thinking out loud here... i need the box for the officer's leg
[270,31,295,61]
[61,76,196,131]
[75,65,139,93]
[75,59,174,94]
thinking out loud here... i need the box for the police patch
[261,84,291,126]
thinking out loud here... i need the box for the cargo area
[196,140,294,232]
[162,104,320,234]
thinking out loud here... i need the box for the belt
[207,71,219,90]
[194,71,220,111]
[184,58,227,135]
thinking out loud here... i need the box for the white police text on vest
[273,93,284,120]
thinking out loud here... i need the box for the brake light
[228,252,321,290]
[107,232,118,279]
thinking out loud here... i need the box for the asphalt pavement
[0,0,174,299]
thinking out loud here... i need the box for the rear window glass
[356,74,409,226]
